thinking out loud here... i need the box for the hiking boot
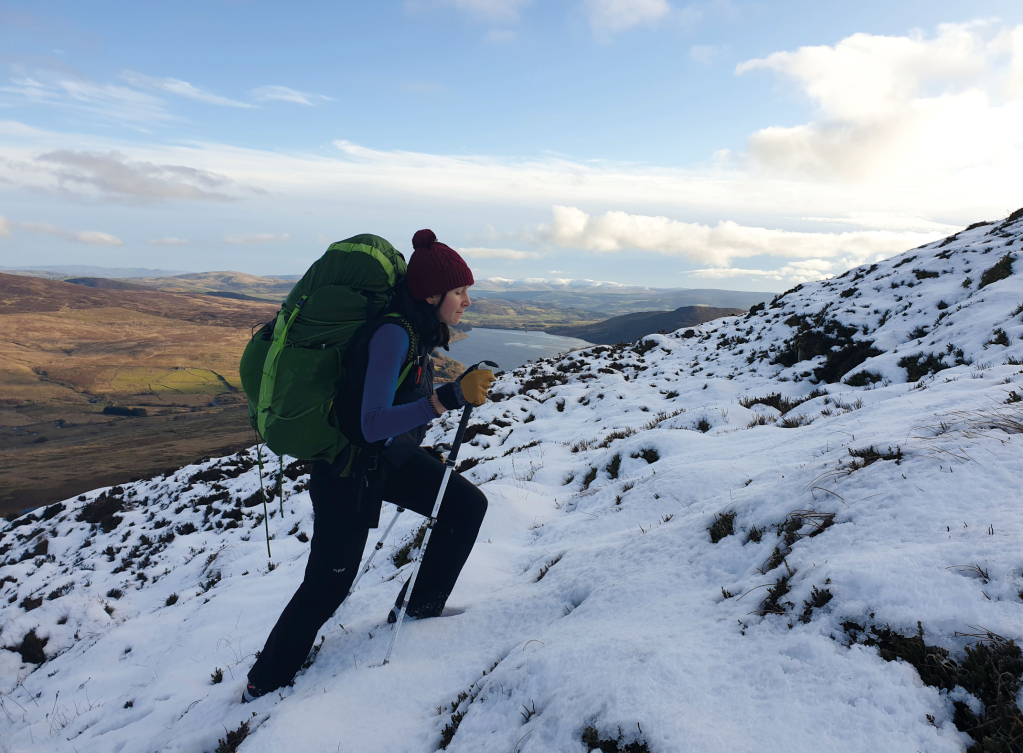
[387,607,411,624]
[241,682,269,703]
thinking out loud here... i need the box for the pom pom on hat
[406,229,474,301]
[412,229,437,251]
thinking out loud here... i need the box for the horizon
[0,263,780,294]
[1,2,1022,291]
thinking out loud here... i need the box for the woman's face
[428,286,471,325]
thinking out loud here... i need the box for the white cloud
[146,237,190,246]
[0,215,11,237]
[223,233,291,245]
[539,205,941,266]
[446,0,532,22]
[735,22,1023,181]
[251,85,327,106]
[684,263,834,284]
[460,246,542,260]
[34,150,234,202]
[801,213,960,233]
[584,0,671,34]
[0,75,170,122]
[690,44,720,65]
[21,221,123,246]
[121,71,251,108]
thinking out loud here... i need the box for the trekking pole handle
[459,359,500,378]
[445,360,498,467]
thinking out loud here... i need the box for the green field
[110,367,240,395]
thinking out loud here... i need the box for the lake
[444,328,592,373]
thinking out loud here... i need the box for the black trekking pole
[382,360,498,666]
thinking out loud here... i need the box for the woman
[244,230,493,701]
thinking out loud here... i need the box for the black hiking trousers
[247,449,488,693]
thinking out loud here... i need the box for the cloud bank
[33,150,234,202]
[121,71,251,108]
[21,221,123,246]
[460,246,542,260]
[736,21,1023,181]
[538,205,941,268]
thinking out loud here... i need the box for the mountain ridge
[546,305,746,344]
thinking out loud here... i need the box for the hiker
[243,230,493,702]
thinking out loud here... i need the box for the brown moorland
[0,272,281,516]
[0,273,464,516]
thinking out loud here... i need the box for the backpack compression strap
[383,312,419,389]
[256,296,307,437]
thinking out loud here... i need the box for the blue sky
[1,1,1022,290]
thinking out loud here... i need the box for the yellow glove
[460,369,494,407]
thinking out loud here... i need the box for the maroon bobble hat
[405,229,475,301]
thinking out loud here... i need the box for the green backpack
[239,234,410,463]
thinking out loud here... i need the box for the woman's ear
[425,293,442,305]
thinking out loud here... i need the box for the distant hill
[1,265,187,278]
[0,272,277,326]
[460,297,606,331]
[132,271,294,300]
[205,291,276,302]
[65,277,155,291]
[472,282,772,315]
[547,305,746,344]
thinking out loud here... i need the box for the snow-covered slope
[2,211,1022,753]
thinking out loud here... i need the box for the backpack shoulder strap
[380,313,419,389]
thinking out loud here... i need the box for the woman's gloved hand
[433,368,495,412]
[459,369,494,406]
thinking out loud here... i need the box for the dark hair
[392,281,450,350]
[415,298,451,351]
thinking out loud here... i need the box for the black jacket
[327,283,441,525]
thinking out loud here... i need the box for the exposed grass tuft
[739,389,827,415]
[898,352,949,382]
[799,583,833,623]
[779,414,815,428]
[630,448,659,464]
[393,524,428,568]
[979,253,1015,289]
[582,725,650,753]
[845,623,1023,752]
[605,454,622,480]
[4,628,48,664]
[848,445,902,469]
[536,554,563,582]
[214,720,249,753]
[709,511,736,543]
[986,328,1011,347]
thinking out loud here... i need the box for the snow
[2,214,1022,752]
